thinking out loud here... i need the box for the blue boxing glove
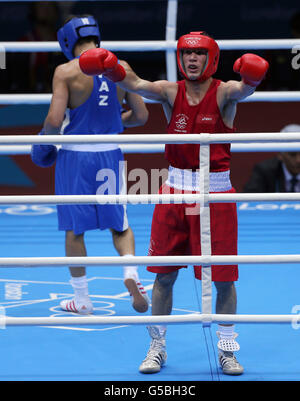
[31,129,57,167]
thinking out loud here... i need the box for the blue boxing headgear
[57,16,101,60]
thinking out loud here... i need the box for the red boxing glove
[233,53,269,87]
[79,48,126,82]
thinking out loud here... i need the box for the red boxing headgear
[177,31,220,82]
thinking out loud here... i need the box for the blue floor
[0,201,299,381]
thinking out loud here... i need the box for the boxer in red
[79,31,269,375]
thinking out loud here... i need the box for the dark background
[0,0,299,92]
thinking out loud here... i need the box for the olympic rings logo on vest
[174,113,189,132]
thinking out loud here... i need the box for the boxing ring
[1,0,300,382]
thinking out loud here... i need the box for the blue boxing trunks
[55,147,128,235]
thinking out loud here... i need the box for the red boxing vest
[165,79,235,172]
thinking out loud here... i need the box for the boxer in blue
[31,15,149,314]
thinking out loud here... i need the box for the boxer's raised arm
[79,48,171,103]
[223,53,269,102]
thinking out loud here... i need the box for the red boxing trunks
[147,184,238,281]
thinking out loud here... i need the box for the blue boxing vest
[55,74,128,234]
[61,75,124,137]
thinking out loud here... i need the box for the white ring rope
[0,135,299,329]
[0,131,298,327]
[0,255,300,268]
[1,3,299,328]
[0,134,300,206]
[0,193,299,205]
[165,0,177,82]
[1,132,300,145]
[0,255,299,327]
[1,314,300,328]
[1,38,300,52]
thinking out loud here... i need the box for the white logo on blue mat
[0,205,56,215]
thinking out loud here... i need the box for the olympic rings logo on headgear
[177,31,220,83]
[184,38,202,46]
